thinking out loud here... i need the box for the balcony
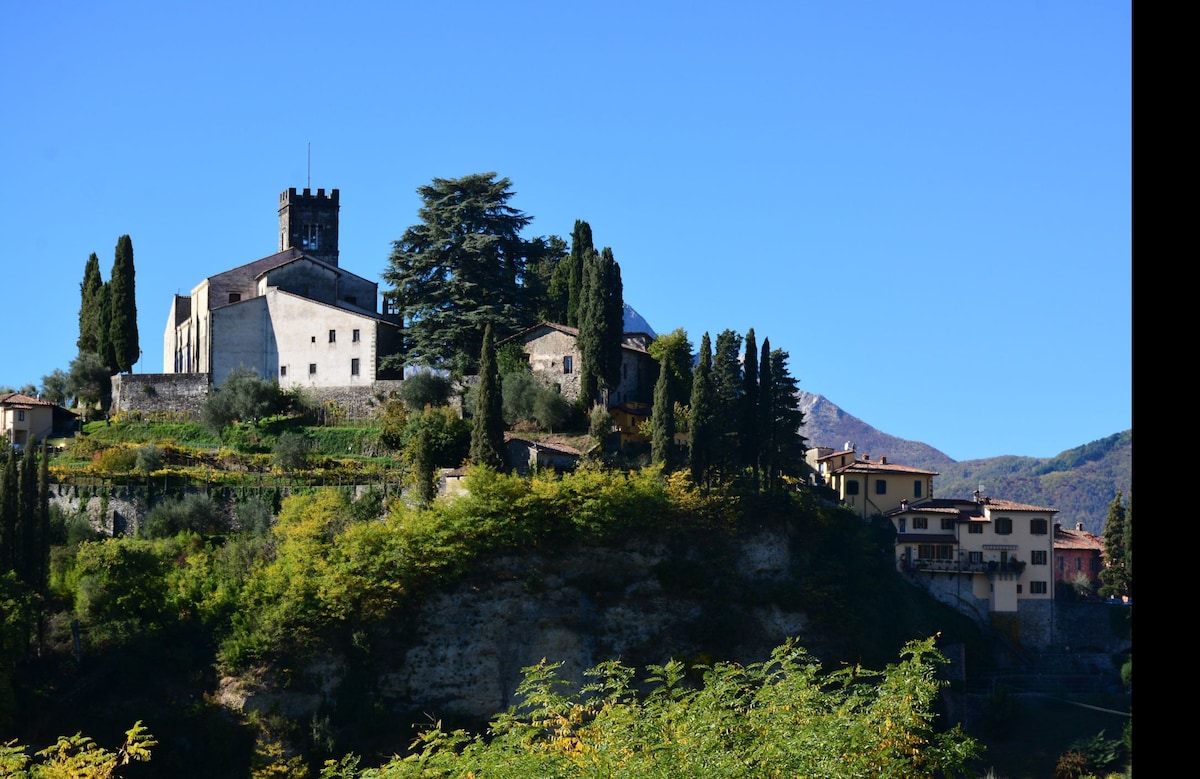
[903,559,1026,576]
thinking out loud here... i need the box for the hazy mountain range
[796,391,1132,535]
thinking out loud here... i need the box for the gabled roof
[0,392,56,409]
[1054,526,1104,551]
[834,460,939,476]
[981,498,1058,513]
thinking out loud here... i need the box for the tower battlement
[280,187,340,205]
[279,187,340,265]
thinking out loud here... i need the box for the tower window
[309,363,317,376]
[352,329,361,342]
[329,330,336,343]
[228,293,241,304]
[280,366,287,377]
[302,224,320,250]
[351,358,360,376]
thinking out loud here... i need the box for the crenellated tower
[279,187,340,266]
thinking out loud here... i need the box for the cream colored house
[163,188,402,388]
[0,392,58,449]
[886,495,1057,613]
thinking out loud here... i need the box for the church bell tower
[279,187,340,266]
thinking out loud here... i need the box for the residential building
[162,187,402,388]
[887,495,1058,614]
[0,392,59,449]
[1054,521,1105,591]
[810,446,938,519]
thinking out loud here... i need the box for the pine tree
[78,253,105,354]
[741,328,759,484]
[651,350,675,471]
[382,173,534,374]
[109,234,139,373]
[689,333,716,489]
[469,324,505,471]
[1098,490,1130,600]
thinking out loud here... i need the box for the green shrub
[143,493,226,538]
[134,444,165,474]
[273,431,313,473]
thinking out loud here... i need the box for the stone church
[162,188,403,388]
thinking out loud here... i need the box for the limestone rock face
[220,527,818,726]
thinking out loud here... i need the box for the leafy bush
[143,493,226,538]
[273,431,313,473]
[92,445,137,473]
[201,368,283,435]
[399,371,452,409]
[135,444,165,474]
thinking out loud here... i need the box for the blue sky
[0,1,1131,462]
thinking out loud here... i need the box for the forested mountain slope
[797,391,1132,534]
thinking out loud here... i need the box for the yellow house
[887,495,1058,613]
[815,449,938,519]
[0,392,58,449]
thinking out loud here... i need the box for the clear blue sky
[0,1,1131,462]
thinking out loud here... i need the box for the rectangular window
[1058,555,1065,570]
[309,363,317,375]
[345,295,357,306]
[351,358,360,376]
[312,336,316,343]
[1076,557,1082,571]
[303,223,320,250]
[1030,518,1048,535]
[914,480,923,498]
[228,292,241,304]
[17,410,25,422]
[875,479,887,495]
[1030,581,1048,595]
[352,329,361,343]
[968,551,983,563]
[1017,585,1023,594]
[942,518,955,531]
[280,366,287,377]
[329,330,336,343]
[845,480,859,495]
[563,355,574,374]
[1031,550,1047,565]
[913,517,928,530]
[994,517,1012,535]
[968,523,983,534]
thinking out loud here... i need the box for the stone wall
[111,373,210,418]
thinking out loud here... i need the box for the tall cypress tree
[469,323,505,471]
[765,347,807,487]
[36,443,49,597]
[562,220,593,327]
[741,329,759,482]
[711,329,743,480]
[651,351,675,471]
[0,448,17,573]
[601,247,624,393]
[1098,490,1129,599]
[756,337,774,492]
[78,253,105,354]
[17,449,37,586]
[96,282,117,375]
[578,248,604,406]
[109,234,139,373]
[689,333,715,490]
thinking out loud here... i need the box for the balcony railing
[903,559,1026,576]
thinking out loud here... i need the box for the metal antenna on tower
[307,142,311,189]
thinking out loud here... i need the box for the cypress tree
[688,333,715,489]
[109,234,139,373]
[96,281,117,375]
[1098,490,1129,599]
[578,248,604,406]
[711,329,743,480]
[601,248,624,393]
[651,351,675,471]
[36,443,50,597]
[756,337,773,492]
[0,448,17,573]
[765,346,807,486]
[741,329,759,482]
[469,324,505,471]
[78,253,104,354]
[563,220,593,327]
[17,449,37,586]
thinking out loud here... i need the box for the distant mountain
[797,391,1132,535]
[623,304,656,337]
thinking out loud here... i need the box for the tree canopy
[108,234,139,373]
[382,173,538,375]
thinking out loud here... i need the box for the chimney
[900,499,908,511]
[881,456,888,464]
[1076,522,1084,531]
